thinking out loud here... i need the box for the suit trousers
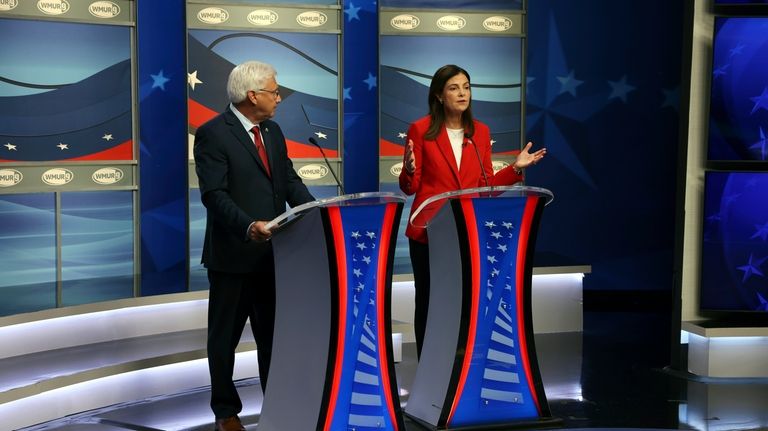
[207,267,276,419]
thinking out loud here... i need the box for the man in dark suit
[194,61,314,431]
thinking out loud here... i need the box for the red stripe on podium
[516,196,541,413]
[376,203,399,430]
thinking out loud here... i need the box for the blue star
[737,254,766,283]
[662,87,679,110]
[751,221,768,241]
[556,70,584,97]
[757,292,768,311]
[344,2,361,22]
[151,70,170,90]
[363,72,377,90]
[607,75,636,103]
[343,87,352,100]
[712,63,729,79]
[729,43,745,57]
[749,127,767,160]
[749,87,768,115]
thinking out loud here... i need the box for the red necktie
[251,126,271,177]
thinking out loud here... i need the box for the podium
[257,192,407,431]
[404,185,559,430]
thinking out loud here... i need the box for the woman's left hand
[513,142,546,171]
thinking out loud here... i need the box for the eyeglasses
[258,87,280,98]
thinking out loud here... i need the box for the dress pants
[207,267,276,419]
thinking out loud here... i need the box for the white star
[4,143,16,151]
[492,268,500,277]
[398,132,407,139]
[351,231,361,239]
[362,256,372,264]
[488,255,498,263]
[353,268,363,277]
[57,143,68,150]
[366,231,376,239]
[357,282,364,290]
[188,70,203,90]
[356,242,367,250]
[502,222,514,229]
[485,221,496,228]
[315,131,328,139]
[497,244,507,252]
[102,134,114,141]
[491,231,502,239]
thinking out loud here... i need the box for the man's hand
[248,220,272,242]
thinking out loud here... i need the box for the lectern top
[409,185,554,229]
[266,191,407,230]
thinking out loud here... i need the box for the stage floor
[16,310,768,431]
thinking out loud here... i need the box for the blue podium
[404,186,559,430]
[257,192,407,431]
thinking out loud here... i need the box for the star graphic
[737,254,766,283]
[712,64,729,79]
[729,43,745,57]
[363,72,377,90]
[188,70,203,90]
[556,70,584,97]
[485,221,496,228]
[758,292,768,311]
[343,87,352,100]
[344,2,361,21]
[662,87,679,110]
[497,244,507,252]
[353,268,363,277]
[151,70,170,90]
[356,242,367,250]
[750,87,768,115]
[351,231,361,239]
[362,256,371,264]
[102,134,114,141]
[502,221,514,229]
[749,127,767,160]
[398,132,407,139]
[57,143,68,150]
[491,231,502,239]
[607,75,636,103]
[4,143,16,151]
[366,231,375,239]
[751,221,768,241]
[315,131,328,139]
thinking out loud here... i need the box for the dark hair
[425,64,475,140]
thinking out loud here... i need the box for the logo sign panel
[483,16,513,32]
[0,0,19,11]
[92,167,124,184]
[390,14,420,30]
[298,164,329,180]
[42,168,74,186]
[248,9,278,26]
[436,15,466,31]
[390,162,403,177]
[197,7,229,24]
[296,10,327,28]
[0,169,22,187]
[37,0,70,15]
[89,1,120,18]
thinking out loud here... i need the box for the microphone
[309,137,345,195]
[465,134,489,188]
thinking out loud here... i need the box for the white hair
[226,61,277,104]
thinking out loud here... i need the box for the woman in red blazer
[399,64,546,358]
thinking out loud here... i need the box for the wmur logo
[37,0,70,15]
[296,11,327,28]
[89,1,120,18]
[483,16,513,32]
[436,15,466,31]
[92,167,124,185]
[197,7,229,24]
[297,164,328,180]
[0,169,22,187]
[247,9,278,26]
[390,14,420,30]
[42,168,74,186]
[0,0,19,12]
[390,162,403,177]
[492,160,509,174]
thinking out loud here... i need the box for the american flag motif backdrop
[323,201,405,431]
[447,195,546,427]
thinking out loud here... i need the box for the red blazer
[399,115,524,243]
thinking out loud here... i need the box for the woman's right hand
[404,139,416,174]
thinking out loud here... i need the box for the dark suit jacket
[194,107,314,273]
[399,115,524,243]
